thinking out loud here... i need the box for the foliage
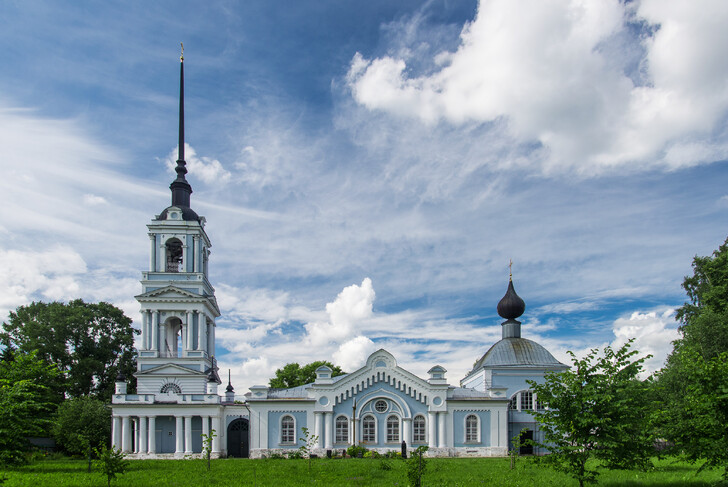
[298,427,319,474]
[656,237,728,479]
[405,445,428,487]
[269,360,345,388]
[528,341,652,487]
[200,429,216,471]
[346,444,368,458]
[53,396,111,462]
[94,445,129,487]
[509,428,526,470]
[1,300,137,401]
[0,350,61,465]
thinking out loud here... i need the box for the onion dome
[207,370,218,383]
[497,279,525,321]
[115,371,126,382]
[226,370,234,392]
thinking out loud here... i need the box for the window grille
[386,415,399,443]
[362,415,375,442]
[465,414,478,442]
[281,415,295,443]
[335,416,348,443]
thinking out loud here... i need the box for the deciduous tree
[53,396,111,470]
[528,341,652,487]
[269,360,344,388]
[1,300,137,400]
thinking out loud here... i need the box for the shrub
[346,445,369,458]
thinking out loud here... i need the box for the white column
[149,234,156,272]
[210,323,216,356]
[324,412,333,449]
[428,412,437,448]
[140,313,148,351]
[211,416,221,454]
[437,412,447,448]
[181,321,188,352]
[152,311,159,353]
[193,235,200,273]
[403,418,412,446]
[202,415,210,439]
[186,311,194,351]
[352,417,359,445]
[122,416,131,453]
[175,416,184,454]
[133,418,140,453]
[197,312,206,352]
[314,413,323,448]
[112,416,122,450]
[139,417,148,454]
[184,416,193,454]
[148,416,157,454]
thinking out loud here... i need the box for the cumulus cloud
[165,143,231,184]
[332,335,377,371]
[304,278,375,347]
[611,308,680,375]
[346,0,728,175]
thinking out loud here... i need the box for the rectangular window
[363,416,375,442]
[335,416,349,443]
[521,391,533,410]
[413,416,426,443]
[386,416,399,443]
[281,416,295,443]
[465,415,478,442]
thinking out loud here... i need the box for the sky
[1,0,727,392]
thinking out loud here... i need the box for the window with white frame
[521,391,533,410]
[509,394,518,410]
[362,415,375,442]
[335,415,348,443]
[465,414,479,442]
[413,415,426,443]
[281,415,295,444]
[386,415,399,443]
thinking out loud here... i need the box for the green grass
[0,456,723,487]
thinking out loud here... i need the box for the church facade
[110,56,567,458]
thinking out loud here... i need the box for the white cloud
[83,194,108,206]
[611,308,680,376]
[346,0,728,175]
[165,143,231,184]
[332,336,377,371]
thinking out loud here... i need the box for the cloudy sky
[1,0,727,391]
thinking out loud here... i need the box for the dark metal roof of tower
[160,44,199,222]
[497,277,525,321]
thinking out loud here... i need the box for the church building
[110,54,567,458]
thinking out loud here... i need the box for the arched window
[160,382,181,394]
[165,238,183,272]
[335,416,349,443]
[465,414,479,442]
[521,391,533,410]
[509,394,518,410]
[281,415,295,444]
[362,415,376,443]
[386,415,399,443]
[413,415,426,443]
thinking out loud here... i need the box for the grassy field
[0,455,723,487]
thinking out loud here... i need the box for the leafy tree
[95,445,129,487]
[201,429,216,471]
[0,351,61,465]
[528,341,652,487]
[1,300,137,400]
[655,237,728,479]
[53,396,111,470]
[269,361,345,388]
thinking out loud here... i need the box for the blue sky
[1,0,727,389]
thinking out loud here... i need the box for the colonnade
[137,309,215,356]
[112,414,221,455]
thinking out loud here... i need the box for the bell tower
[134,46,221,395]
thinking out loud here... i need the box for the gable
[135,285,202,301]
[136,363,206,377]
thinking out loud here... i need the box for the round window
[374,400,388,413]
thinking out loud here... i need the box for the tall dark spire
[170,42,193,208]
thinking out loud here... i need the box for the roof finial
[180,42,184,62]
[509,259,513,281]
[169,44,193,208]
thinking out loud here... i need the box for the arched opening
[166,238,183,272]
[227,418,249,458]
[162,317,182,357]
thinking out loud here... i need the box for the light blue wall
[267,411,307,449]
[452,410,490,447]
[333,381,429,447]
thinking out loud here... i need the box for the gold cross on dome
[509,259,513,280]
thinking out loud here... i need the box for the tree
[269,361,345,388]
[53,396,111,471]
[527,341,652,487]
[1,300,137,400]
[95,445,129,487]
[655,237,728,479]
[0,351,61,465]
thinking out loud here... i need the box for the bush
[406,446,429,487]
[346,445,369,458]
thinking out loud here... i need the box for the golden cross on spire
[180,42,184,62]
[509,259,513,281]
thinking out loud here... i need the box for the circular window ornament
[319,396,329,406]
[433,396,443,406]
[374,400,388,413]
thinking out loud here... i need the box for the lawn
[0,455,723,486]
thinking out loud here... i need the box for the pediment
[136,285,203,301]
[136,363,205,377]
